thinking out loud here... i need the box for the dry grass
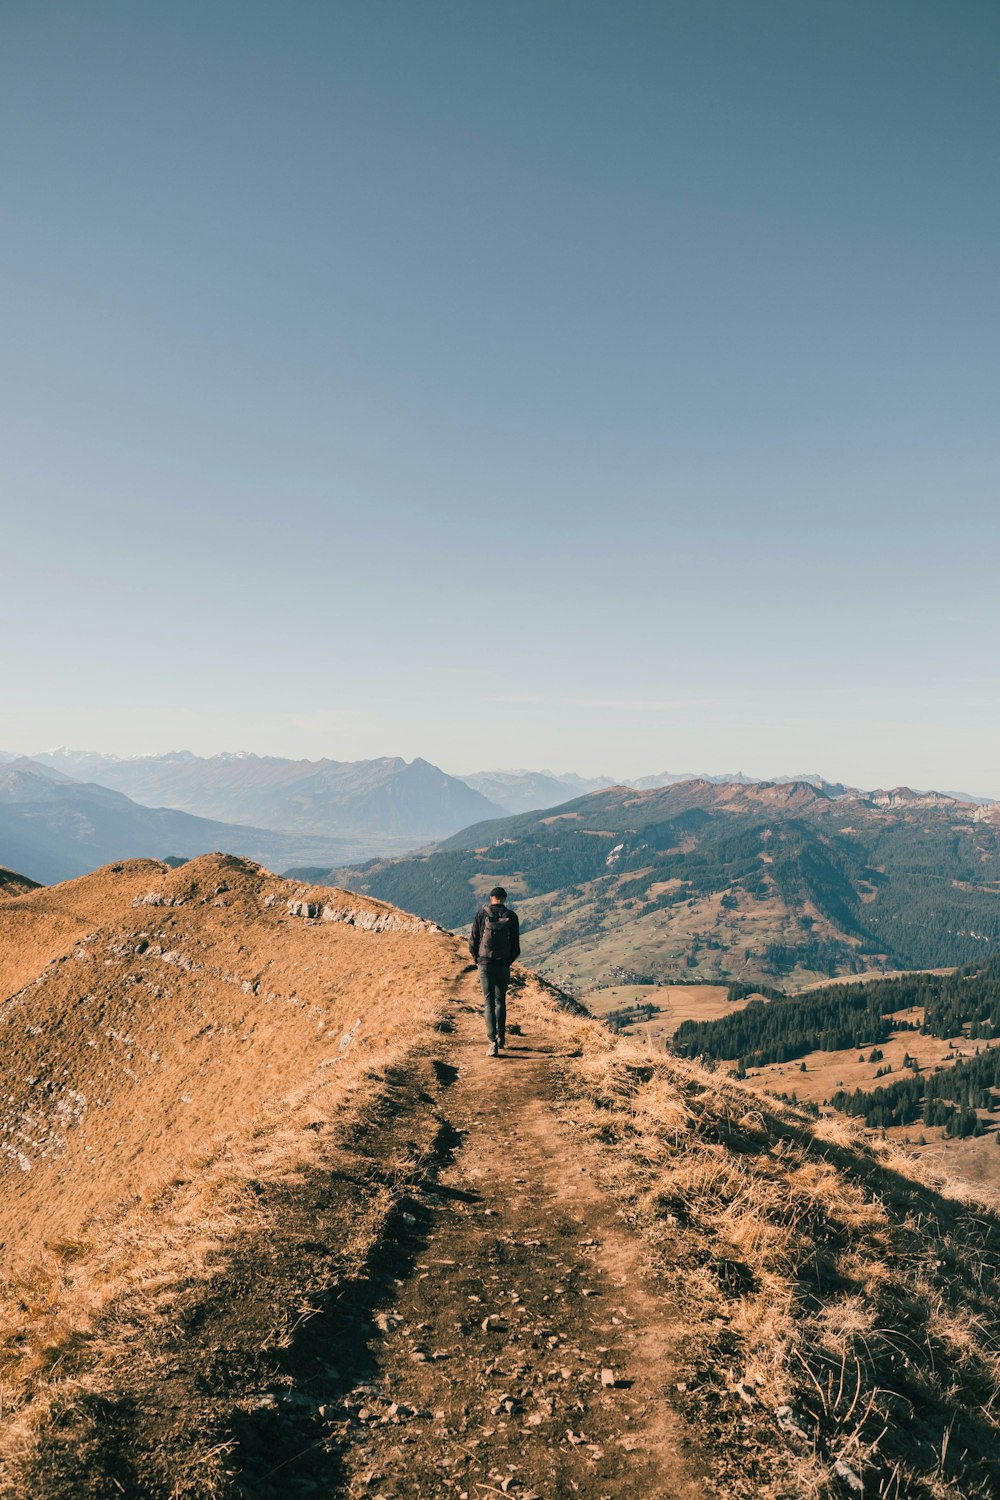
[0,858,167,997]
[0,1041,450,1498]
[6,856,1000,1496]
[0,854,460,1268]
[584,982,735,1025]
[554,1025,1000,1499]
[0,854,467,1496]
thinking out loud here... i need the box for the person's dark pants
[479,960,510,1043]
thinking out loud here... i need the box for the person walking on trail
[470,886,520,1057]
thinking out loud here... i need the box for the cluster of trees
[604,1001,661,1033]
[920,959,1000,1038]
[635,886,692,918]
[829,822,1000,972]
[726,981,786,1003]
[828,1046,1000,1137]
[672,987,909,1066]
[761,938,849,977]
[675,960,1000,1066]
[792,961,1000,1041]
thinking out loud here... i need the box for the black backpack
[478,906,513,963]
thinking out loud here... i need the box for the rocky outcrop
[286,897,440,935]
[864,787,959,809]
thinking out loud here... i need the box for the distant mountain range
[27,749,504,841]
[458,768,853,808]
[0,759,359,884]
[9,749,994,822]
[457,768,615,814]
[296,778,1000,995]
[26,751,616,823]
[4,746,997,893]
[0,751,543,886]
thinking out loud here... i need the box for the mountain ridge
[301,777,1000,994]
[16,747,998,811]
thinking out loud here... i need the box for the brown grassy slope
[0,859,169,1000]
[554,1020,1000,1500]
[0,852,458,1275]
[0,854,480,1498]
[1,981,714,1500]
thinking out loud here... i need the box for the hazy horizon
[4,743,996,802]
[3,3,997,796]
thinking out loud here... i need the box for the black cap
[489,886,507,900]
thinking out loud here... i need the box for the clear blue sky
[2,2,998,793]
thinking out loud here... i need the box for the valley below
[582,974,1000,1205]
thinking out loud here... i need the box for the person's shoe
[498,1035,506,1050]
[487,1040,499,1057]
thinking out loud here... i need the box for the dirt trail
[3,959,711,1499]
[330,974,708,1499]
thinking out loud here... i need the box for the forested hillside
[298,779,1000,991]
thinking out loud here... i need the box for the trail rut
[328,975,708,1499]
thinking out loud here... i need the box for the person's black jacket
[470,903,520,965]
